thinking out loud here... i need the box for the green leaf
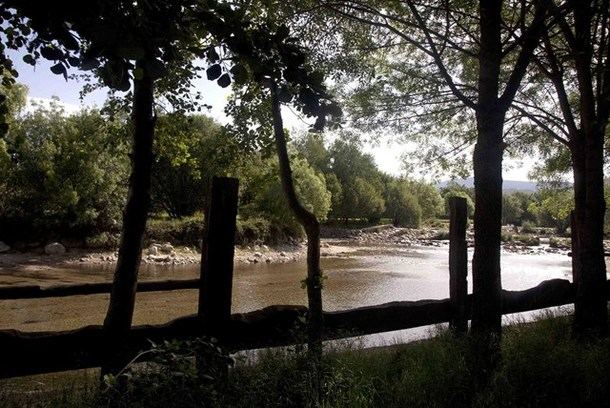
[206,64,222,81]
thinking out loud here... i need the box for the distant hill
[437,177,537,192]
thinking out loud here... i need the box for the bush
[0,104,129,243]
[549,236,571,249]
[85,232,120,249]
[146,216,204,247]
[512,234,540,246]
[443,191,474,218]
[235,215,301,245]
[520,220,537,234]
[431,229,450,240]
[385,180,422,228]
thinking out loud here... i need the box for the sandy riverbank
[0,225,577,272]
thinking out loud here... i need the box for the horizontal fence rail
[1,278,608,379]
[0,278,200,300]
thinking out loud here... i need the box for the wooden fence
[0,180,608,379]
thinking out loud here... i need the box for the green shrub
[146,216,204,247]
[549,236,571,249]
[235,215,301,245]
[520,220,536,234]
[85,232,120,249]
[512,234,540,246]
[431,229,450,240]
[0,105,129,243]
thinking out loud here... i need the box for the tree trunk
[470,0,504,337]
[102,61,155,371]
[269,83,323,367]
[571,0,608,337]
[574,126,608,336]
[471,110,504,336]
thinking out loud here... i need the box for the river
[0,243,575,344]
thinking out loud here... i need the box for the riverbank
[0,225,577,270]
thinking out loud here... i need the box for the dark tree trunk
[470,0,504,337]
[571,0,608,337]
[574,126,608,336]
[102,61,155,370]
[269,83,323,366]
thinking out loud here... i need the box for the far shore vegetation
[0,94,603,251]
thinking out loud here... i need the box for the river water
[0,243,575,342]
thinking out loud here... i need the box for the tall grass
[3,312,610,407]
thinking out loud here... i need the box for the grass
[3,311,610,407]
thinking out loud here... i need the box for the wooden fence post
[449,196,468,334]
[198,176,239,331]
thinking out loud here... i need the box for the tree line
[0,90,456,245]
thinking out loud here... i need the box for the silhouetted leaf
[206,64,222,81]
[217,73,231,88]
[276,25,290,40]
[278,87,292,103]
[229,64,248,84]
[50,62,67,80]
[67,57,80,67]
[207,48,220,62]
[80,57,99,71]
[117,46,145,60]
[144,58,167,79]
[40,46,63,61]
[22,54,35,66]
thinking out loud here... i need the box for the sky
[9,50,534,182]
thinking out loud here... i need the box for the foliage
[103,337,232,408]
[502,192,537,226]
[384,179,421,227]
[328,135,385,222]
[0,101,129,242]
[442,191,474,218]
[152,114,237,218]
[527,188,574,233]
[248,155,332,228]
[408,180,444,220]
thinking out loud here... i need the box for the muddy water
[0,244,574,335]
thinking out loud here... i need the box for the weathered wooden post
[198,176,239,330]
[197,176,238,384]
[449,196,468,334]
